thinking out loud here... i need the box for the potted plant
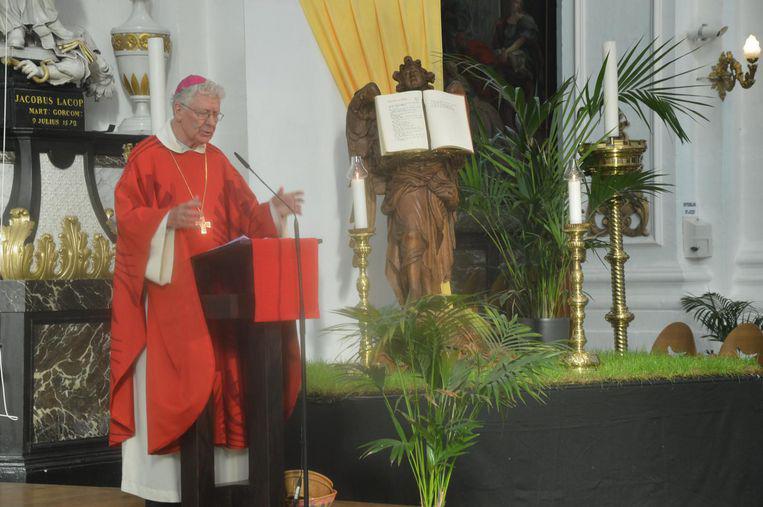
[333,295,562,507]
[450,38,710,339]
[681,292,763,341]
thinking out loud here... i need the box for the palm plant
[681,292,763,341]
[332,295,563,507]
[449,38,710,318]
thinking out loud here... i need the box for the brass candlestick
[562,222,599,368]
[349,227,375,367]
[580,137,647,353]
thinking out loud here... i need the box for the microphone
[233,152,309,507]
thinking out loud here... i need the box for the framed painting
[443,0,558,294]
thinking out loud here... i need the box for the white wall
[560,0,763,353]
[242,0,395,361]
[68,0,243,154]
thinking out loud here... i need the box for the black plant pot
[519,317,570,343]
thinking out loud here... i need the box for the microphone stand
[234,152,309,507]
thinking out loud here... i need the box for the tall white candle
[602,41,619,137]
[568,177,583,224]
[351,176,368,229]
[147,37,166,134]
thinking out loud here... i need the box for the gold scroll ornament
[111,33,171,53]
[590,195,650,238]
[0,208,114,280]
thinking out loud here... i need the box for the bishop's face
[173,93,221,147]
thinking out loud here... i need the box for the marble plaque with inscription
[1,76,84,130]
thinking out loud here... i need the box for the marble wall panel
[0,280,112,313]
[32,322,110,444]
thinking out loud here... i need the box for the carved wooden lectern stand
[186,238,288,507]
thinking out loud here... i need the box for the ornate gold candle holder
[580,137,647,353]
[349,227,375,367]
[562,222,599,368]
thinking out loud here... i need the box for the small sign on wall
[682,201,697,216]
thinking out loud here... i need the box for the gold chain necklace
[169,150,211,234]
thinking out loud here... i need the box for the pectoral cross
[196,216,211,235]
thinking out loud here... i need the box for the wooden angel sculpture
[346,56,467,304]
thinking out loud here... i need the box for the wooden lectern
[184,237,314,507]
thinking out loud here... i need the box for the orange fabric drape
[299,0,443,104]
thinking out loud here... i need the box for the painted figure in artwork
[492,0,542,100]
[346,57,466,303]
[442,0,546,130]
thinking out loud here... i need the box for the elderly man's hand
[271,187,304,217]
[167,197,202,229]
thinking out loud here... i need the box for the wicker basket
[284,469,337,507]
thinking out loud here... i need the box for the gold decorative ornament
[56,216,92,279]
[87,234,114,279]
[58,40,95,63]
[349,227,375,367]
[562,222,599,368]
[0,208,114,280]
[122,143,135,164]
[708,51,757,101]
[105,208,117,236]
[0,209,56,279]
[590,194,650,238]
[110,33,171,54]
[580,137,647,353]
[120,73,150,96]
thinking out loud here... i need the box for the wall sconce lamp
[690,23,728,43]
[708,35,760,100]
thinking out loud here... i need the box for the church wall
[65,0,236,147]
[241,0,397,361]
[560,0,763,353]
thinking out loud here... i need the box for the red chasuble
[109,136,301,454]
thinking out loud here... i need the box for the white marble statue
[0,0,115,99]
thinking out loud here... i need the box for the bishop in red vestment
[109,75,304,504]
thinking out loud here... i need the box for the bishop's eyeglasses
[180,103,225,122]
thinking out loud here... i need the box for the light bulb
[743,34,761,61]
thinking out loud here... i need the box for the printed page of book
[422,89,474,153]
[374,90,429,155]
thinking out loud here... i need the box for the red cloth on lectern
[109,136,301,454]
[251,238,320,322]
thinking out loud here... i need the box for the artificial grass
[305,352,762,399]
[540,351,761,385]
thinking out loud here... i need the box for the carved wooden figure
[346,56,467,303]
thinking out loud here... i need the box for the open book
[374,89,473,156]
